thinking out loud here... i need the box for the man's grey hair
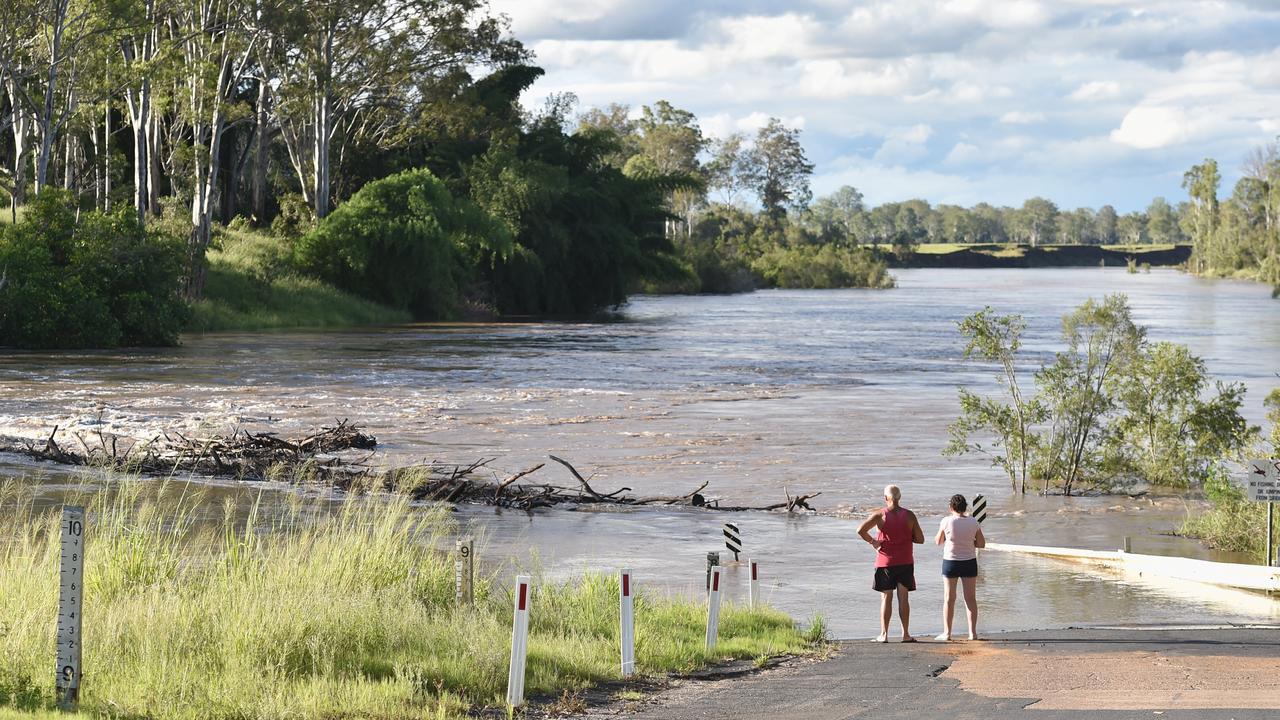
[884,484,901,502]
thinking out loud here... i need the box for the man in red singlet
[857,484,925,642]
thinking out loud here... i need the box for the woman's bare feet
[934,633,951,642]
[901,636,917,643]
[872,634,888,643]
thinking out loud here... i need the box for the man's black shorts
[873,563,916,592]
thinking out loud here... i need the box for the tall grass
[189,228,410,332]
[0,477,815,719]
[1180,467,1271,560]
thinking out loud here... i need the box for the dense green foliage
[1181,389,1280,559]
[296,169,509,318]
[946,295,1254,494]
[0,478,817,719]
[1177,147,1280,290]
[0,193,187,348]
[467,126,689,314]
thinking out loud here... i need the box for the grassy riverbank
[0,477,819,719]
[188,228,410,333]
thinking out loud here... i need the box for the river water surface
[4,268,1280,637]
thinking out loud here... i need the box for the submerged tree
[945,308,1042,494]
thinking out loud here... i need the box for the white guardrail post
[506,575,531,708]
[57,505,85,710]
[619,568,635,677]
[705,566,723,650]
[749,559,759,608]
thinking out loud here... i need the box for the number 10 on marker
[57,506,85,706]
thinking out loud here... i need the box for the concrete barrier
[985,542,1280,592]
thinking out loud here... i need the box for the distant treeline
[1,0,1275,348]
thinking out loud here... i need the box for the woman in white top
[934,494,985,641]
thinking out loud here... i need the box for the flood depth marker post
[705,551,719,593]
[56,506,85,709]
[455,536,474,606]
[748,559,759,608]
[723,523,742,561]
[506,575,531,708]
[619,568,635,677]
[705,566,723,650]
[972,494,988,524]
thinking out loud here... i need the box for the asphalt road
[583,627,1280,719]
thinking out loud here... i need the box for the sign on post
[705,566,723,650]
[723,523,742,561]
[1245,459,1280,501]
[1245,459,1280,567]
[748,559,759,609]
[506,575,531,708]
[972,494,988,524]
[455,537,474,606]
[57,506,85,709]
[619,568,635,677]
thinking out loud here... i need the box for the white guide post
[57,506,86,709]
[705,566,723,650]
[506,575,531,708]
[619,568,635,677]
[972,494,988,524]
[749,559,759,609]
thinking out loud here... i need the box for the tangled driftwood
[0,423,820,513]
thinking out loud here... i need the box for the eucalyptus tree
[1181,158,1220,270]
[1014,197,1058,246]
[706,132,750,206]
[0,2,38,215]
[0,0,98,195]
[170,0,263,296]
[272,0,521,219]
[628,100,705,237]
[743,118,813,219]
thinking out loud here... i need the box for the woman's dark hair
[949,494,968,513]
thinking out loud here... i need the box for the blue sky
[489,0,1280,213]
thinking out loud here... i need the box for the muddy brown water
[4,268,1279,637]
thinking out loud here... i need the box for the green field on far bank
[876,242,1183,256]
[0,477,820,720]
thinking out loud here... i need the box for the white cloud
[1000,111,1046,124]
[945,142,982,164]
[509,1,1280,211]
[1069,81,1122,102]
[1110,106,1189,149]
[873,124,934,163]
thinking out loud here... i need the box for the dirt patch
[941,645,1280,710]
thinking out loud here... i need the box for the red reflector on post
[751,562,758,580]
[518,583,528,611]
[712,572,719,592]
[622,573,630,597]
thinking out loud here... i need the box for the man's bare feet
[901,636,917,643]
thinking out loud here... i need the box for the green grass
[0,205,26,225]
[189,227,410,332]
[0,476,817,719]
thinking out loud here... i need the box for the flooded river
[4,268,1280,637]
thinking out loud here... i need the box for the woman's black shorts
[873,563,916,591]
[942,558,978,578]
